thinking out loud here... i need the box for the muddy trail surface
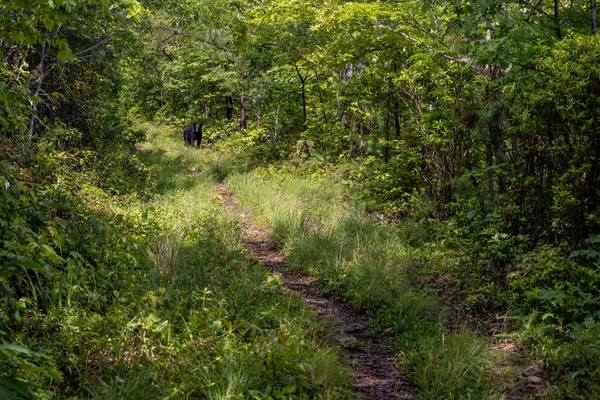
[216,183,417,400]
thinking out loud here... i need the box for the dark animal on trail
[183,122,203,148]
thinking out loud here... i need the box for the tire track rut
[217,183,417,400]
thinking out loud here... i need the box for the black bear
[183,122,203,148]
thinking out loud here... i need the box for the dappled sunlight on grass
[8,123,353,398]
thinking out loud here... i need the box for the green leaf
[148,313,161,323]
[570,249,600,260]
[280,385,296,395]
[0,343,32,356]
[586,235,600,244]
[210,320,223,331]
[467,209,479,219]
[0,377,23,400]
[40,244,63,264]
[0,284,11,299]
[57,48,73,61]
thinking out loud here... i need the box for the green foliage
[3,0,600,395]
[411,330,492,400]
[510,247,600,326]
[226,165,498,398]
[343,153,420,218]
[520,315,600,398]
[0,125,353,398]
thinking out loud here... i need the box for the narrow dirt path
[216,183,417,400]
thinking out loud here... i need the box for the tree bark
[28,40,48,145]
[555,0,562,39]
[295,64,308,129]
[394,99,401,139]
[255,98,260,129]
[384,81,391,163]
[593,0,597,34]
[486,141,495,207]
[240,95,246,133]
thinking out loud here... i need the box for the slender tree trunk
[255,98,260,129]
[295,65,308,129]
[394,99,401,139]
[272,105,280,141]
[336,91,346,127]
[301,83,306,127]
[393,65,401,140]
[349,130,354,158]
[29,40,48,145]
[555,0,562,39]
[240,95,246,133]
[384,81,391,163]
[593,0,597,34]
[384,111,390,163]
[486,141,495,206]
[225,95,233,120]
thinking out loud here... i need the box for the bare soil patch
[216,184,417,399]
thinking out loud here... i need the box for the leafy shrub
[509,246,600,326]
[344,153,420,218]
[520,315,600,398]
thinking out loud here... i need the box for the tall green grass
[4,123,352,398]
[226,167,502,399]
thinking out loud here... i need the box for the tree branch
[73,32,115,57]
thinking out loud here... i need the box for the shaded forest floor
[2,123,593,398]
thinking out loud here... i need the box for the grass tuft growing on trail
[226,165,504,399]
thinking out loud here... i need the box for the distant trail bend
[216,183,417,400]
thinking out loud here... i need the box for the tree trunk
[486,141,495,207]
[349,130,354,158]
[272,105,280,142]
[593,0,597,34]
[384,82,391,163]
[29,40,48,145]
[225,95,233,120]
[295,65,308,129]
[555,0,562,39]
[256,98,260,129]
[394,99,401,139]
[240,95,246,133]
[301,82,306,128]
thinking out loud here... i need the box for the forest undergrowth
[4,0,600,398]
[222,159,512,399]
[0,124,352,399]
[142,125,516,399]
[4,120,600,399]
[206,133,600,400]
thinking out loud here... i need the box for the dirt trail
[216,183,417,400]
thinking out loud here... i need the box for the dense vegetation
[2,0,600,398]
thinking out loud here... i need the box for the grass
[103,124,353,398]
[3,122,528,398]
[2,123,353,399]
[225,163,507,399]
